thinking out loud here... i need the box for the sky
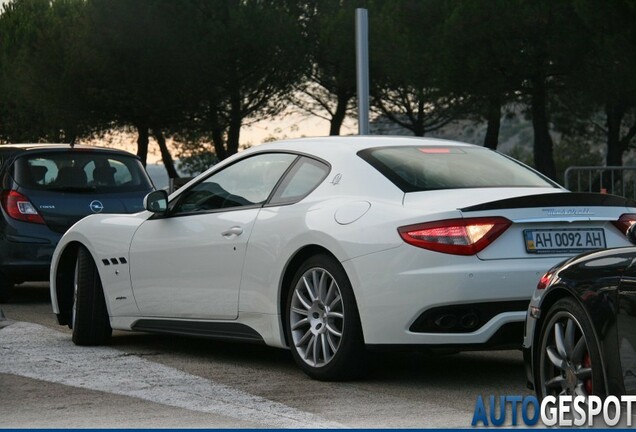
[92,109,358,165]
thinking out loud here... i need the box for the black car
[523,238,636,398]
[0,144,154,301]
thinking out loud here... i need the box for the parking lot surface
[0,283,530,428]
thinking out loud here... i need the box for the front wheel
[72,246,112,345]
[536,297,604,399]
[285,254,366,381]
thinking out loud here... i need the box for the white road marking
[0,321,343,428]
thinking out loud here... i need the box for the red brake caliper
[583,352,593,394]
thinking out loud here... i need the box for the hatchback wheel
[72,246,112,345]
[286,254,365,381]
[0,276,13,303]
[537,297,604,398]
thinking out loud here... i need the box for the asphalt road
[0,283,532,428]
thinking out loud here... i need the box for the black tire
[285,254,366,381]
[0,276,13,303]
[72,246,112,345]
[536,297,605,399]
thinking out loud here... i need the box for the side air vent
[102,257,129,266]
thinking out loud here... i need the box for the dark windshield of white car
[358,146,558,193]
[13,151,153,193]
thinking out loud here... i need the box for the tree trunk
[413,99,425,137]
[605,102,626,167]
[226,92,242,157]
[152,128,179,179]
[530,78,556,180]
[136,123,149,167]
[211,126,226,160]
[483,97,501,150]
[208,105,227,160]
[329,92,350,136]
[226,117,241,157]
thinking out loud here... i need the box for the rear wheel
[72,246,112,345]
[285,254,366,381]
[536,297,604,398]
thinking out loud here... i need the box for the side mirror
[628,223,636,246]
[144,190,168,214]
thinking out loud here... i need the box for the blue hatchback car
[0,144,154,301]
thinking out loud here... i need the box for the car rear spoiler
[461,192,636,212]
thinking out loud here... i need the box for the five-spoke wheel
[537,297,604,398]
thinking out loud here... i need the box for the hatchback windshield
[13,151,153,193]
[358,146,557,192]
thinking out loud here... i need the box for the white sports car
[50,136,636,380]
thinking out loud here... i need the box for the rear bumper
[343,244,567,348]
[366,321,525,352]
[0,220,61,282]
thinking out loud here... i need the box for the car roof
[0,143,138,158]
[247,135,477,159]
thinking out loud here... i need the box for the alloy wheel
[540,311,593,397]
[289,267,344,368]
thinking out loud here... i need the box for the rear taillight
[1,190,45,224]
[398,217,511,256]
[612,213,636,235]
[537,270,554,290]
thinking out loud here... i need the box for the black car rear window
[358,146,557,193]
[12,151,153,193]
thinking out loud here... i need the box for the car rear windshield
[12,151,153,193]
[358,146,557,192]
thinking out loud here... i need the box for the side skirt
[131,319,265,344]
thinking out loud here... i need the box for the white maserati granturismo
[50,136,636,380]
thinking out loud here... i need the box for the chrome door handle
[221,226,243,238]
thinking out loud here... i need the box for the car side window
[270,157,329,205]
[171,153,297,215]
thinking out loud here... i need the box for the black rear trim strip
[461,192,634,213]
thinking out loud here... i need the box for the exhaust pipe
[460,312,479,330]
[434,314,457,330]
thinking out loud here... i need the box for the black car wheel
[72,246,112,345]
[537,297,604,398]
[285,254,366,381]
[0,276,13,303]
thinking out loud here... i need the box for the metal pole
[356,8,370,135]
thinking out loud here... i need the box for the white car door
[129,152,298,320]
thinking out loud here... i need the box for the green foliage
[291,0,362,135]
[0,0,96,142]
[553,138,603,186]
[370,0,466,136]
[167,0,307,159]
[568,0,636,166]
[504,145,533,169]
[2,0,636,183]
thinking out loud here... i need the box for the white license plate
[524,229,606,254]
